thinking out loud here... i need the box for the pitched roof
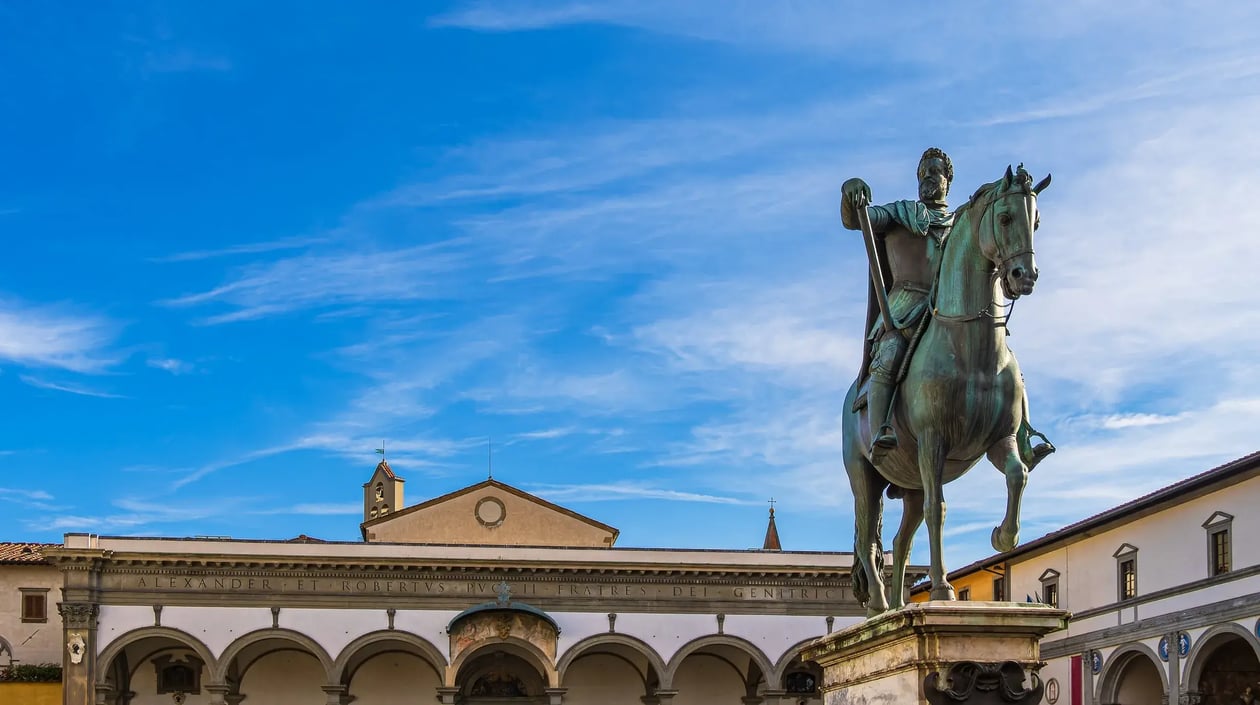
[287,534,328,543]
[361,478,620,541]
[362,459,403,486]
[911,449,1260,592]
[0,542,57,564]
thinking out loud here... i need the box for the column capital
[545,687,568,705]
[58,601,100,630]
[321,683,355,704]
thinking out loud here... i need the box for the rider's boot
[1027,432,1056,471]
[868,377,898,464]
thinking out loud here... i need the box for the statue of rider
[841,148,953,463]
[841,148,1053,467]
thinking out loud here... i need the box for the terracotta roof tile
[0,542,57,564]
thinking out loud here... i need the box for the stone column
[741,696,765,705]
[544,687,567,704]
[321,684,353,704]
[59,601,100,705]
[1083,650,1097,705]
[436,686,461,704]
[1166,631,1182,705]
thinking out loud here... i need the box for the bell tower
[363,459,404,523]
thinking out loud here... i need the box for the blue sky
[3,2,1260,567]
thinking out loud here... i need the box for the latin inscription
[120,575,844,603]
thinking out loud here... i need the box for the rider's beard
[919,178,947,207]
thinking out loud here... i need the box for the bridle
[930,180,1038,326]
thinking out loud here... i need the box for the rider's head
[918,147,953,207]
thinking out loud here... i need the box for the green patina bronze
[840,151,1054,615]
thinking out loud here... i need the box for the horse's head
[979,164,1051,299]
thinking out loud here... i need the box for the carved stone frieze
[925,661,1044,705]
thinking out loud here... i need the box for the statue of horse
[843,164,1051,615]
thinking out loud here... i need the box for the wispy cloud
[526,481,752,505]
[0,488,55,502]
[146,357,196,375]
[151,235,332,263]
[19,375,127,399]
[161,239,473,323]
[0,299,119,372]
[143,48,232,74]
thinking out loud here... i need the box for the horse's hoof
[930,584,956,601]
[992,526,1018,552]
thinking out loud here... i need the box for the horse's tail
[850,514,885,607]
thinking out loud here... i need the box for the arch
[557,633,667,685]
[213,627,335,684]
[331,629,447,685]
[663,634,775,690]
[95,626,218,687]
[771,635,827,685]
[0,635,12,661]
[1182,623,1260,693]
[1096,642,1167,705]
[448,637,559,689]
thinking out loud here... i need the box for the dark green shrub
[0,663,62,682]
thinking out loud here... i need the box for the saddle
[850,309,932,413]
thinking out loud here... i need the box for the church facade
[43,461,883,705]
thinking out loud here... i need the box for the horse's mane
[953,178,1003,222]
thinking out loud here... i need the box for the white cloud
[19,375,127,399]
[0,299,119,372]
[147,357,195,375]
[525,481,751,505]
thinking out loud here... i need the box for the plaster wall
[563,652,647,705]
[365,486,614,547]
[126,650,210,705]
[347,652,442,705]
[1010,475,1260,617]
[672,652,746,705]
[237,649,325,704]
[0,563,61,666]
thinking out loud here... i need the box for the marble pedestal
[801,601,1069,705]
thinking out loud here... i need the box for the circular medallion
[1045,678,1060,704]
[1158,636,1170,662]
[1090,651,1103,674]
[1178,632,1191,657]
[475,497,506,527]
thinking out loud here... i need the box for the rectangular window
[993,576,1006,601]
[958,587,971,601]
[1211,528,1230,575]
[1119,559,1136,600]
[1044,581,1059,608]
[20,589,48,622]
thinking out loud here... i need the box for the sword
[855,193,895,334]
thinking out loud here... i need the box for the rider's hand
[842,178,872,210]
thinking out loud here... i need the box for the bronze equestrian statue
[841,150,1053,615]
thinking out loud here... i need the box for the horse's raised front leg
[988,435,1027,552]
[889,488,924,610]
[918,431,955,600]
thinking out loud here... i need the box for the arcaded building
[44,461,886,705]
